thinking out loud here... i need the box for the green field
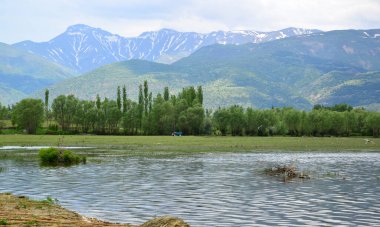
[0,135,379,152]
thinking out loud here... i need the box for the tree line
[0,81,379,137]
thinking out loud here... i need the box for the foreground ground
[0,135,379,152]
[0,193,131,226]
[0,193,189,227]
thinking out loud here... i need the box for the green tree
[196,86,203,105]
[213,108,230,135]
[122,102,140,135]
[144,80,149,116]
[122,85,127,113]
[52,95,78,131]
[138,84,144,130]
[12,98,44,134]
[44,89,49,123]
[365,112,380,137]
[283,108,301,136]
[96,94,101,109]
[164,87,170,101]
[246,108,259,135]
[117,86,121,111]
[229,105,245,136]
[150,94,174,135]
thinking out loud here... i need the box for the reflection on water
[0,152,379,226]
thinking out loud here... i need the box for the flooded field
[0,150,379,226]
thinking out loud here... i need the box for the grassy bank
[0,135,379,152]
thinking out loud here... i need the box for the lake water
[0,151,379,226]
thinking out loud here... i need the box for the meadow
[0,135,379,152]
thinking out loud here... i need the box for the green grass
[0,135,379,152]
[0,219,8,225]
[39,147,86,166]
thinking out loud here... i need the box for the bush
[39,148,86,166]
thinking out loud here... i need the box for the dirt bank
[0,193,189,227]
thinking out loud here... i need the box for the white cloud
[0,0,379,44]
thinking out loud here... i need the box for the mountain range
[33,28,380,110]
[13,24,320,73]
[0,25,379,110]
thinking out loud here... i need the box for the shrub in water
[39,147,86,166]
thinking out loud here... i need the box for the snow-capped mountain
[13,24,321,73]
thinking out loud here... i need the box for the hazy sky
[1,0,380,44]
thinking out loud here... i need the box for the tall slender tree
[143,80,149,116]
[122,85,127,113]
[117,86,121,111]
[197,86,203,105]
[96,94,101,109]
[138,84,144,130]
[44,89,49,123]
[164,87,170,101]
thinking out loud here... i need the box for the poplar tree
[164,87,169,101]
[44,89,49,122]
[197,86,203,105]
[138,84,144,130]
[122,85,127,113]
[117,86,121,111]
[96,94,101,109]
[143,80,149,116]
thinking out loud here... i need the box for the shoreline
[0,193,189,227]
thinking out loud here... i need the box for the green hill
[35,29,380,110]
[0,42,75,105]
[0,83,27,106]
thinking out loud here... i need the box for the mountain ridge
[13,24,321,73]
[33,28,380,110]
[0,42,75,105]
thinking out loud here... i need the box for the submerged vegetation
[264,164,310,181]
[1,81,379,137]
[39,147,86,166]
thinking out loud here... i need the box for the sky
[1,0,380,44]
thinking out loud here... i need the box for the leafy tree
[283,108,301,136]
[12,98,44,134]
[150,94,174,135]
[203,109,213,135]
[246,108,259,135]
[0,102,7,120]
[73,100,97,133]
[229,105,245,136]
[105,100,122,133]
[182,104,204,135]
[365,112,380,137]
[213,108,230,135]
[122,102,140,135]
[52,95,78,131]
[0,102,8,132]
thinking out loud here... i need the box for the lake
[0,151,379,226]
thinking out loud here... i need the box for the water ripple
[0,152,379,226]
